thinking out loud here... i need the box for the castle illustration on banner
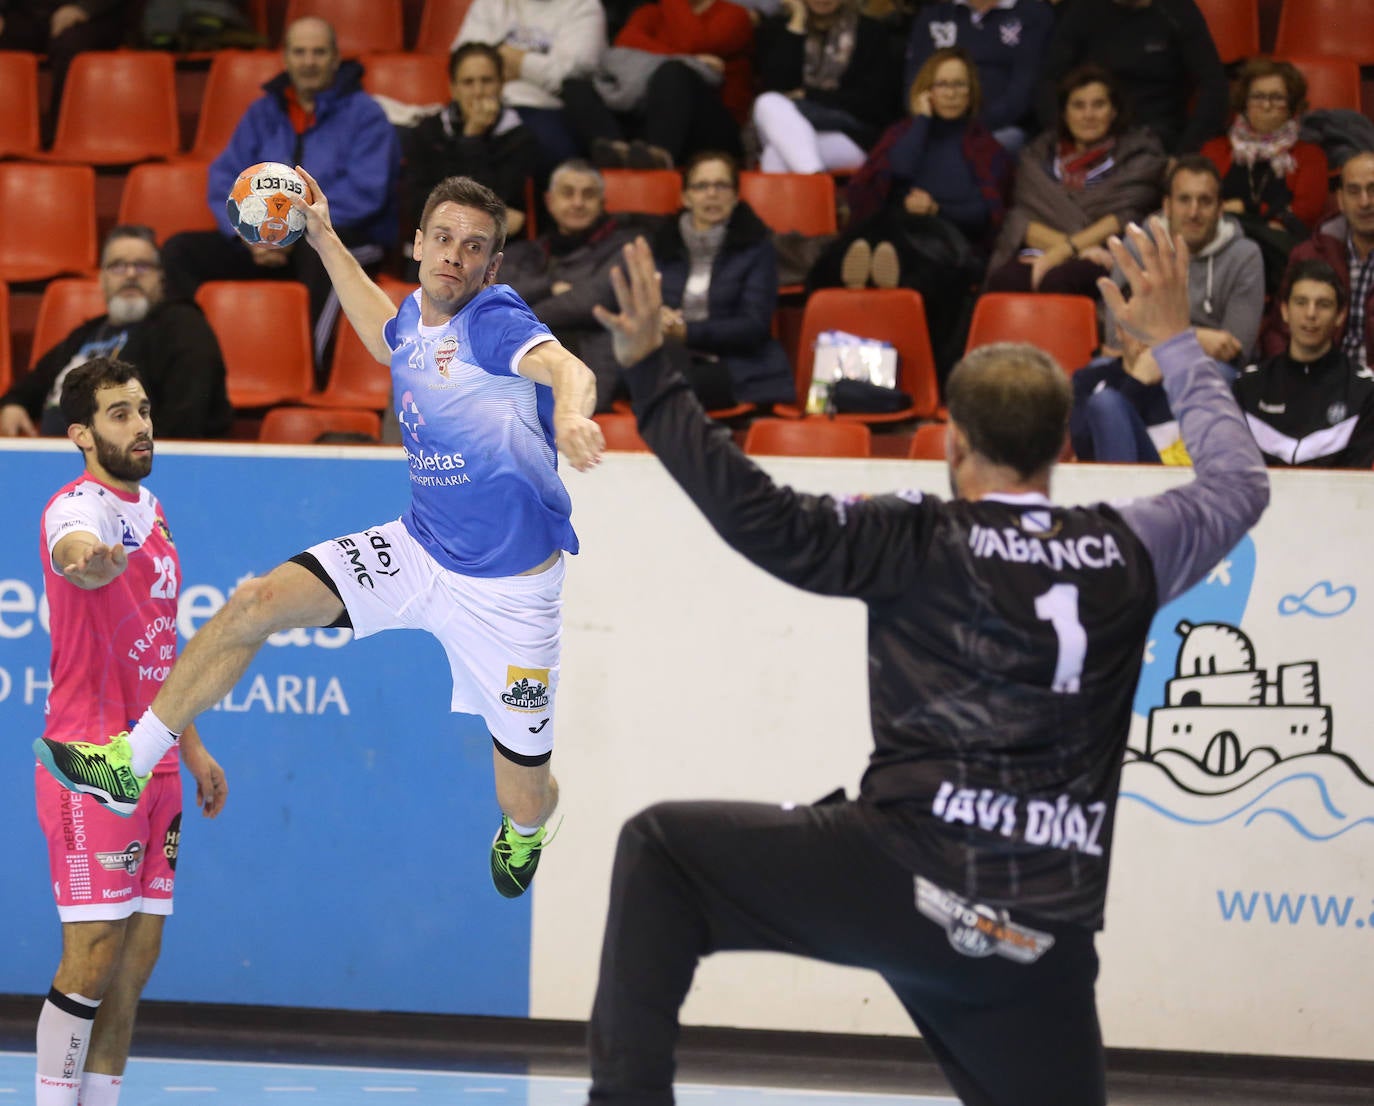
[1118,536,1374,840]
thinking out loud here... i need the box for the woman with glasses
[805,47,1010,380]
[1201,58,1328,291]
[985,64,1165,299]
[651,152,795,409]
[750,0,897,175]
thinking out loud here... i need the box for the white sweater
[455,0,607,110]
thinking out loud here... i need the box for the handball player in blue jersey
[34,171,605,899]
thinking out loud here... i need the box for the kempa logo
[502,666,550,711]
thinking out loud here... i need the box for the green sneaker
[33,733,149,818]
[490,815,549,898]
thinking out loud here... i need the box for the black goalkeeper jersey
[623,331,1269,929]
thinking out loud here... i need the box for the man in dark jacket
[501,160,641,412]
[160,15,401,368]
[402,42,537,246]
[1263,151,1374,370]
[1237,259,1374,468]
[1038,0,1227,154]
[0,225,231,439]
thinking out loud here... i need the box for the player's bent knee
[218,564,343,639]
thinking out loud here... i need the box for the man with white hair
[0,225,231,439]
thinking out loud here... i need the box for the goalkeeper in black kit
[587,221,1269,1106]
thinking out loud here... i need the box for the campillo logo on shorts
[96,841,143,875]
[915,876,1055,964]
[502,666,550,712]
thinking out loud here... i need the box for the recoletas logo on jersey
[398,390,425,443]
[155,517,174,545]
[502,667,550,711]
[434,335,459,379]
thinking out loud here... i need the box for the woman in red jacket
[1201,57,1328,291]
[561,0,753,169]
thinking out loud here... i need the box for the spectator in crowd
[454,0,606,175]
[652,152,795,409]
[1039,0,1227,155]
[561,0,754,169]
[402,42,537,248]
[750,0,897,175]
[986,64,1165,298]
[1237,259,1374,468]
[501,160,641,412]
[1263,151,1374,370]
[807,48,1009,377]
[160,16,400,371]
[0,225,231,439]
[1069,331,1183,464]
[1110,156,1264,367]
[1201,58,1328,293]
[902,0,1054,156]
[0,0,130,140]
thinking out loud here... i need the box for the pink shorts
[35,765,182,923]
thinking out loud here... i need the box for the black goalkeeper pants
[587,798,1106,1106]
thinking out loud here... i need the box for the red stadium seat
[361,52,450,106]
[1274,0,1374,63]
[188,50,282,162]
[601,169,681,216]
[780,288,940,423]
[739,172,838,236]
[196,280,313,408]
[304,277,415,409]
[0,52,41,158]
[594,412,651,451]
[30,279,105,367]
[0,163,99,283]
[1288,56,1363,113]
[47,52,180,165]
[284,0,403,55]
[259,406,382,443]
[744,417,872,458]
[907,422,948,461]
[1195,0,1261,64]
[416,0,476,54]
[965,293,1099,375]
[118,162,218,245]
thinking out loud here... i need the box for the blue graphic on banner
[1120,535,1374,839]
[0,446,530,1015]
[1278,581,1356,618]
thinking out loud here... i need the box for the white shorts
[301,519,563,761]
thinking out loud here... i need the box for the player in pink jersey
[32,357,227,1106]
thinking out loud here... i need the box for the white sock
[36,989,100,1106]
[129,708,179,776]
[509,818,542,837]
[78,1071,123,1106]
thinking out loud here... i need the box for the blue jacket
[904,0,1053,132]
[208,60,401,246]
[655,202,795,407]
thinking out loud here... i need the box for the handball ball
[226,162,312,248]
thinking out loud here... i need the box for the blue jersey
[384,284,578,577]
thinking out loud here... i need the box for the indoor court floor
[0,1003,1369,1106]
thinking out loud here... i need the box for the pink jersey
[41,475,180,774]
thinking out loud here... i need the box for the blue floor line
[0,1053,960,1106]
